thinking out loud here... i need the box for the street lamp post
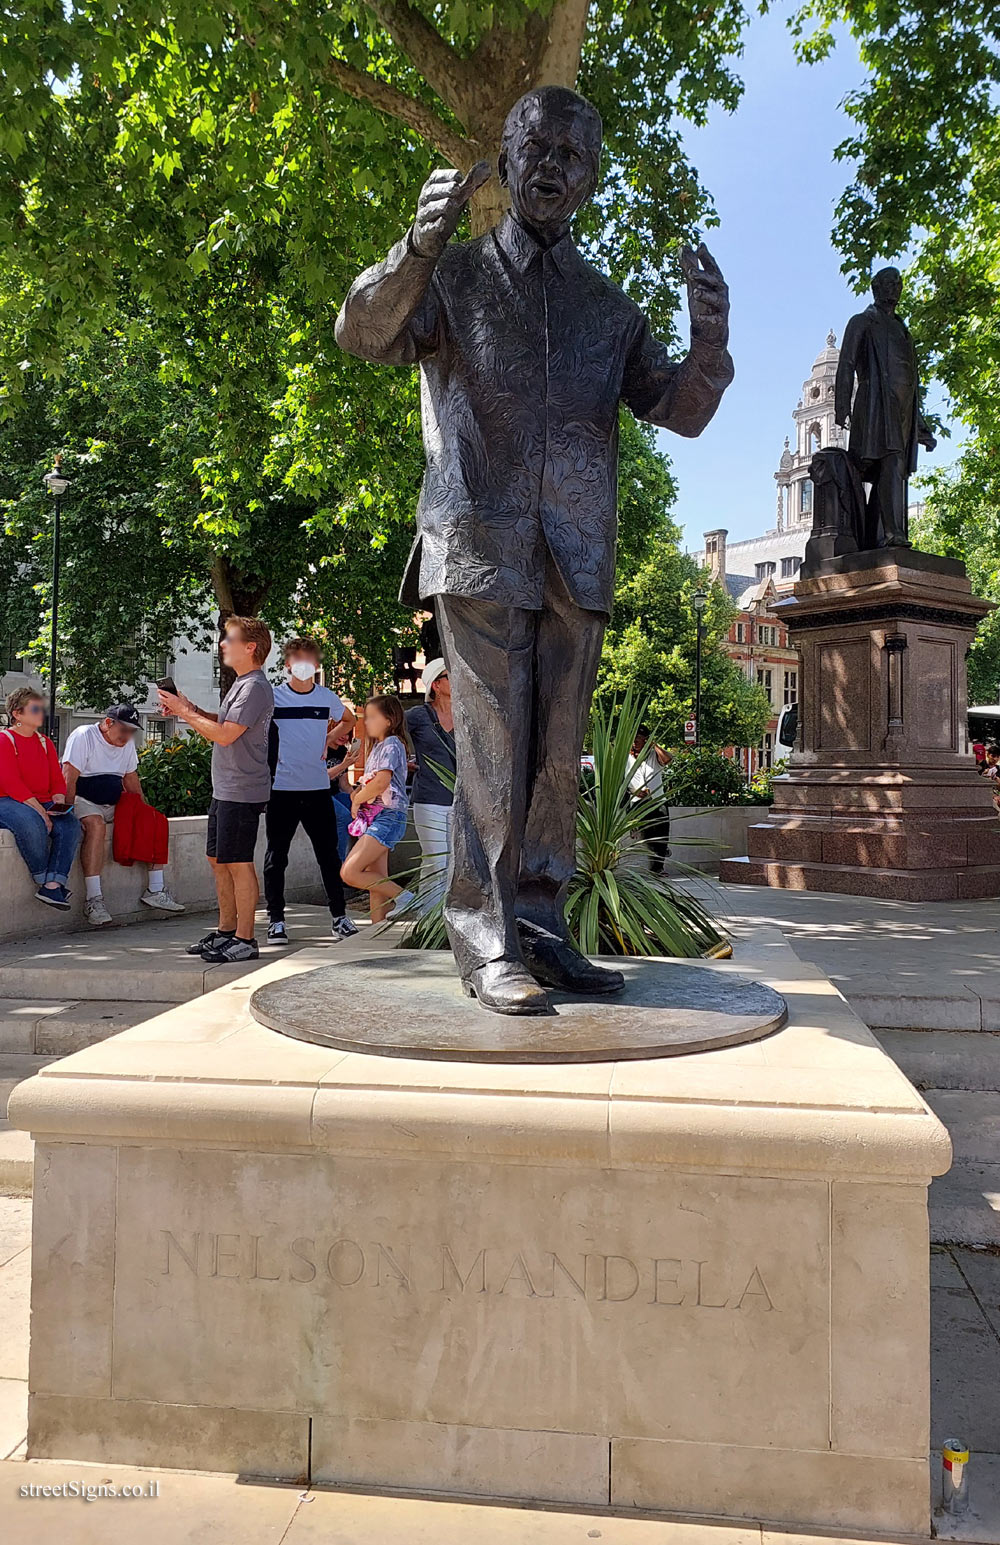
[693,587,708,748]
[42,458,72,749]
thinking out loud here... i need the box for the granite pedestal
[8,935,950,1535]
[721,549,1000,899]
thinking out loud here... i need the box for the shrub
[666,747,750,808]
[746,757,787,805]
[395,692,726,958]
[137,733,213,817]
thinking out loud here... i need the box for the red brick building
[702,529,800,777]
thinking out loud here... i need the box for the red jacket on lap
[112,790,168,867]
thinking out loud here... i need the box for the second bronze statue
[335,86,733,1015]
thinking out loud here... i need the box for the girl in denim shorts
[340,695,413,922]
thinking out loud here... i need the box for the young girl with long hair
[340,695,414,922]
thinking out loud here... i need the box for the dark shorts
[206,798,267,864]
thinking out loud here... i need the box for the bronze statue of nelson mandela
[336,86,733,1016]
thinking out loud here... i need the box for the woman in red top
[0,687,82,908]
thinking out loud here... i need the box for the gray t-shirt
[212,669,274,803]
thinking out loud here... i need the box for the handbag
[348,802,381,837]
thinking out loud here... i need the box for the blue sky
[663,7,956,550]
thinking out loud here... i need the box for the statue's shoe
[461,959,551,1016]
[518,928,626,995]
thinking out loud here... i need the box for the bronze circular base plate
[250,953,787,1064]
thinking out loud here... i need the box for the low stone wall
[669,805,770,873]
[0,815,325,942]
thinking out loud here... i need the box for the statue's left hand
[918,427,937,453]
[681,242,729,349]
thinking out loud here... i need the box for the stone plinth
[8,936,950,1536]
[720,548,1000,899]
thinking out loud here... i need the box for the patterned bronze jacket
[336,212,734,615]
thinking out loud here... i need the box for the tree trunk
[209,553,269,703]
[534,0,589,86]
[333,0,592,241]
[469,169,510,236]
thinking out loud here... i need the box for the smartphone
[156,676,178,696]
[49,803,75,817]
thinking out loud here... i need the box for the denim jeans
[0,797,82,886]
[332,790,351,863]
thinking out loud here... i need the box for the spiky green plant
[568,691,724,957]
[392,691,726,958]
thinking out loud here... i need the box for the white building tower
[774,329,845,532]
[692,329,845,592]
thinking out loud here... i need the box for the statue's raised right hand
[411,162,492,259]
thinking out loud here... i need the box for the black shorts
[206,798,267,864]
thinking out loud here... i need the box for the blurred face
[432,672,451,705]
[14,698,45,728]
[502,102,597,231]
[364,701,392,740]
[632,733,648,756]
[222,626,256,671]
[286,651,319,682]
[101,718,135,747]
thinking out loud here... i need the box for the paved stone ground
[685,879,1000,1032]
[0,1189,997,1543]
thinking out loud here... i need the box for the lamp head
[43,459,72,498]
[693,588,708,614]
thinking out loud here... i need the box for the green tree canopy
[0,0,760,710]
[790,0,1000,448]
[0,315,424,705]
[912,471,1000,708]
[598,530,772,750]
[0,0,747,379]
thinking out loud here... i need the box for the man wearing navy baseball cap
[62,705,184,926]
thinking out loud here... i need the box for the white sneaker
[84,896,113,927]
[140,888,185,913]
[385,889,417,921]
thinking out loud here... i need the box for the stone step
[0,1120,32,1197]
[0,999,153,1057]
[719,854,1000,902]
[877,1028,1000,1091]
[0,1055,56,1117]
[925,1088,1000,1246]
[0,952,253,1006]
